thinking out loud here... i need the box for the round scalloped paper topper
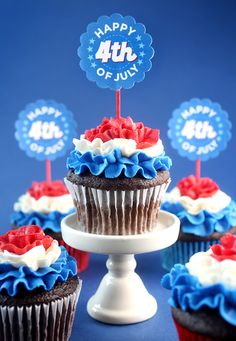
[168,98,231,161]
[15,100,77,161]
[78,13,154,90]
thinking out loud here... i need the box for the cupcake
[66,116,172,235]
[161,234,236,340]
[160,175,236,270]
[10,180,89,272]
[0,225,81,341]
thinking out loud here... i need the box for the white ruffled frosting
[186,251,236,289]
[14,193,74,214]
[164,187,231,215]
[0,240,61,271]
[73,135,164,157]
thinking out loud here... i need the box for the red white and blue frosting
[11,181,74,233]
[162,234,236,326]
[67,116,172,179]
[162,176,236,237]
[0,226,77,296]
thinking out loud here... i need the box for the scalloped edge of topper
[77,13,155,90]
[15,99,77,161]
[168,98,232,162]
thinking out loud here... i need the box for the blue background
[0,1,236,340]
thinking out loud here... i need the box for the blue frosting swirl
[67,148,172,179]
[162,200,236,237]
[0,246,77,296]
[10,209,74,233]
[161,264,236,326]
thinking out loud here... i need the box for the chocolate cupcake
[0,225,81,341]
[161,234,236,341]
[160,175,236,270]
[10,180,89,272]
[66,116,172,235]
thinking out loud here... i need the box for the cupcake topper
[15,99,77,182]
[78,13,154,119]
[168,98,231,178]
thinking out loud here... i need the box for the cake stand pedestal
[61,211,180,325]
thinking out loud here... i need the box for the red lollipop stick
[46,160,52,183]
[196,159,201,179]
[116,90,121,119]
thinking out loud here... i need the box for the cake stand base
[87,254,157,324]
[61,211,180,325]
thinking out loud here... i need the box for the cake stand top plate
[61,211,180,255]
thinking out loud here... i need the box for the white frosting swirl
[73,135,164,157]
[164,187,231,215]
[186,251,236,289]
[0,240,61,271]
[14,193,74,214]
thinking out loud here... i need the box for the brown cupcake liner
[65,178,170,235]
[0,283,81,341]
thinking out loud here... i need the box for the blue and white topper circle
[15,100,77,161]
[78,13,154,90]
[168,98,231,161]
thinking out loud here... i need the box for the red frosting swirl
[84,116,160,149]
[177,175,219,200]
[28,180,69,200]
[210,234,236,261]
[0,225,53,255]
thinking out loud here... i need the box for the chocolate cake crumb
[172,307,236,339]
[67,169,170,190]
[0,276,79,307]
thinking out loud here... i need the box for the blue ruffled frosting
[10,209,74,233]
[67,148,172,179]
[162,200,236,237]
[161,264,236,327]
[0,246,77,296]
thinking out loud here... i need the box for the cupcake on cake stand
[62,12,180,325]
[61,210,180,324]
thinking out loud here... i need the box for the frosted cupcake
[162,234,236,340]
[160,175,236,270]
[11,180,89,272]
[0,225,81,341]
[66,116,172,235]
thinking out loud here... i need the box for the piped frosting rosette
[0,226,80,341]
[162,176,236,237]
[66,117,172,235]
[0,225,77,296]
[67,116,172,179]
[160,176,236,271]
[11,180,74,233]
[162,234,236,336]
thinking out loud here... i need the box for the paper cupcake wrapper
[65,178,170,235]
[0,282,81,341]
[160,239,219,271]
[59,239,89,273]
[174,318,216,341]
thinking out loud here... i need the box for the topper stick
[116,90,121,119]
[196,159,201,179]
[46,160,52,183]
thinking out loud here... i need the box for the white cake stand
[61,211,180,325]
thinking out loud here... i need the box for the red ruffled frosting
[0,225,53,255]
[210,234,236,261]
[177,175,219,200]
[84,116,159,149]
[28,180,69,200]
